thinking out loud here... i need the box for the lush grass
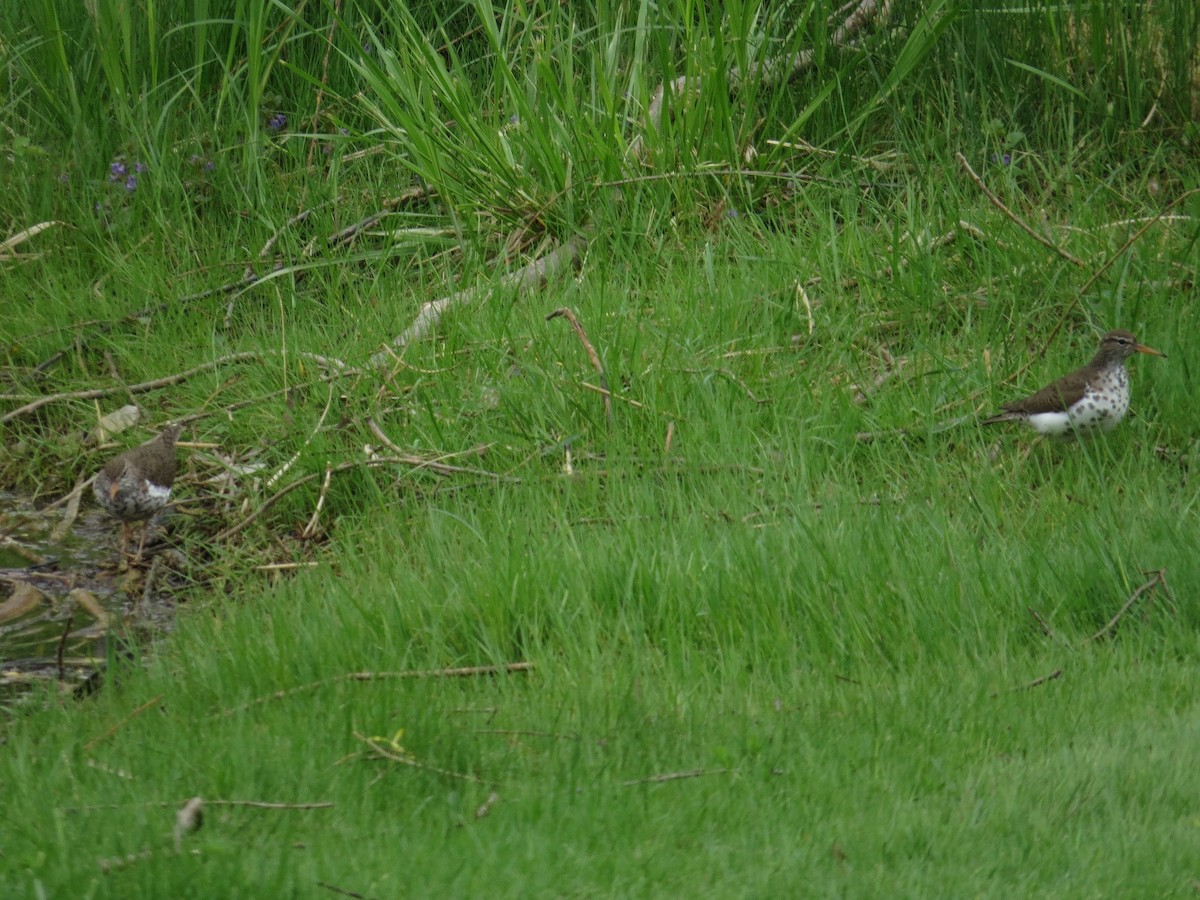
[3,0,1200,896]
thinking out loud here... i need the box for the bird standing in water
[93,423,182,561]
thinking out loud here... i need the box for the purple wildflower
[125,175,137,193]
[134,161,147,173]
[268,113,287,132]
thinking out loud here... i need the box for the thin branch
[82,695,165,753]
[264,384,336,490]
[955,152,1085,268]
[639,0,890,144]
[353,731,485,784]
[623,767,731,786]
[3,352,261,424]
[327,211,392,249]
[212,457,407,542]
[1087,569,1167,643]
[369,234,587,365]
[367,420,514,478]
[214,447,510,543]
[261,208,318,259]
[301,464,334,539]
[216,662,534,717]
[1027,606,1063,644]
[991,669,1062,697]
[1035,187,1200,363]
[547,307,612,424]
[580,382,644,410]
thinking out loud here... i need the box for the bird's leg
[133,522,149,563]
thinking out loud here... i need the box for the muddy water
[1,492,181,703]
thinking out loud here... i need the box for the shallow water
[0,491,180,704]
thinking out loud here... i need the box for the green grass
[3,0,1200,895]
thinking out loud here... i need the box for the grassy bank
[2,0,1199,895]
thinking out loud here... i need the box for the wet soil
[1,492,184,705]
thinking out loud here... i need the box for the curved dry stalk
[547,307,612,424]
[3,350,348,425]
[0,221,63,260]
[218,662,534,717]
[213,451,508,543]
[1,352,262,424]
[1087,569,1168,643]
[369,234,587,366]
[955,152,1085,269]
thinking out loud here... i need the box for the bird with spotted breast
[93,423,182,560]
[982,329,1164,436]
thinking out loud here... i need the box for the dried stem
[370,234,587,365]
[216,662,534,717]
[547,307,612,424]
[955,152,1085,269]
[1087,569,1167,643]
[353,732,486,784]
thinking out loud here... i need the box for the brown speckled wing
[1001,367,1090,416]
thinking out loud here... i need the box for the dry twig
[353,731,485,784]
[216,662,534,717]
[367,420,512,478]
[1,352,261,424]
[370,234,587,364]
[547,307,612,424]
[1034,187,1200,364]
[623,767,731,786]
[301,465,334,539]
[1087,569,1168,643]
[991,669,1063,697]
[82,695,165,753]
[955,152,1085,268]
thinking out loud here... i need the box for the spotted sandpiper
[982,329,1164,436]
[93,423,182,559]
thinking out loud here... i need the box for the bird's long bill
[1135,342,1166,358]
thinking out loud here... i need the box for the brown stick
[216,662,534,717]
[991,668,1062,697]
[213,453,507,542]
[1027,606,1062,643]
[56,614,73,682]
[353,731,486,784]
[1034,187,1200,363]
[2,352,262,424]
[640,0,889,140]
[82,695,165,752]
[67,797,334,812]
[955,152,1085,269]
[622,767,731,786]
[1087,569,1166,643]
[547,307,612,424]
[305,0,341,171]
[367,420,515,479]
[301,465,334,539]
[370,234,587,364]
